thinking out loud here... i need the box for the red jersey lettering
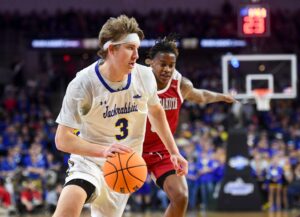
[143,71,183,152]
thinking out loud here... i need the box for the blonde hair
[97,15,144,59]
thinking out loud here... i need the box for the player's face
[151,52,176,88]
[113,42,139,74]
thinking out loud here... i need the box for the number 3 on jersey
[115,118,129,140]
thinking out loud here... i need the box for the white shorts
[65,155,129,217]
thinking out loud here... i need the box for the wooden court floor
[12,210,300,217]
[121,210,300,217]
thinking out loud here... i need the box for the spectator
[287,163,300,209]
[18,179,43,213]
[0,178,11,209]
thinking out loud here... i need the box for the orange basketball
[102,151,147,194]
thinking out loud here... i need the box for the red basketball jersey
[143,70,183,152]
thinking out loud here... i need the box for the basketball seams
[103,165,146,176]
[103,152,147,194]
[127,152,135,162]
[104,160,118,172]
[103,159,119,190]
[118,153,131,193]
[126,166,147,183]
[126,153,147,184]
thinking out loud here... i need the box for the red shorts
[142,151,176,188]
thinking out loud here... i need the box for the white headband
[103,33,140,50]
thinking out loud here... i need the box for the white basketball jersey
[56,61,159,166]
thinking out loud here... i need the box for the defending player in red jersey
[143,36,236,217]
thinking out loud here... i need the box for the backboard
[222,54,297,100]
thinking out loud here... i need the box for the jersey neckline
[94,61,132,93]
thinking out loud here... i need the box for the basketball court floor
[121,211,299,217]
[12,210,300,217]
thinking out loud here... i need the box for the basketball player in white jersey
[52,15,188,217]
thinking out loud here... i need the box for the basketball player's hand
[103,144,133,158]
[220,93,237,103]
[170,154,188,176]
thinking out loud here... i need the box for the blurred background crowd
[0,0,300,215]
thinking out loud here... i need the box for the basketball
[103,151,147,194]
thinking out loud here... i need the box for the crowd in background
[0,4,300,52]
[0,5,300,215]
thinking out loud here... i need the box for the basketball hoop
[252,88,272,111]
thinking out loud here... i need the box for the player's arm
[55,125,132,158]
[181,76,236,104]
[147,103,188,176]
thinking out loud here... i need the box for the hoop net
[252,88,272,111]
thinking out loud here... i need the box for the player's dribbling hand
[103,144,133,158]
[170,154,188,176]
